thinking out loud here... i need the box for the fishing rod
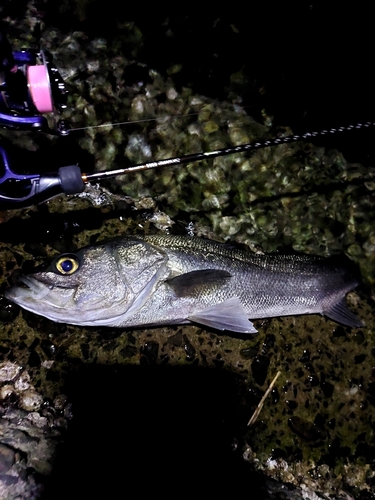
[0,122,373,210]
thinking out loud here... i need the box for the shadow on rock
[41,363,268,498]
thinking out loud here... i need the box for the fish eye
[54,254,80,275]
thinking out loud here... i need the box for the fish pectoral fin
[166,269,232,297]
[188,297,257,334]
[324,298,363,328]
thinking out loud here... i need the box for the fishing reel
[0,48,70,135]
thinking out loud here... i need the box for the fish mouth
[5,274,84,325]
[5,275,72,311]
[17,275,54,300]
[4,275,128,326]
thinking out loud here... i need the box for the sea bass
[5,235,362,333]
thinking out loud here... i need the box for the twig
[247,370,281,426]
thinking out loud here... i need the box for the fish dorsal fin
[324,298,363,328]
[188,297,257,334]
[167,269,231,297]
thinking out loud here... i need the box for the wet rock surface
[0,2,374,499]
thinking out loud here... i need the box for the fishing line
[69,111,201,132]
[64,103,258,133]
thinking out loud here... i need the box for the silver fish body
[5,235,362,333]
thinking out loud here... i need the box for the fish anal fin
[167,269,231,297]
[324,298,363,328]
[188,297,257,334]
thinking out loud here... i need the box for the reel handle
[0,146,84,209]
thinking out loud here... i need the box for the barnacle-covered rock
[0,362,71,498]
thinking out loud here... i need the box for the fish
[4,235,363,333]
